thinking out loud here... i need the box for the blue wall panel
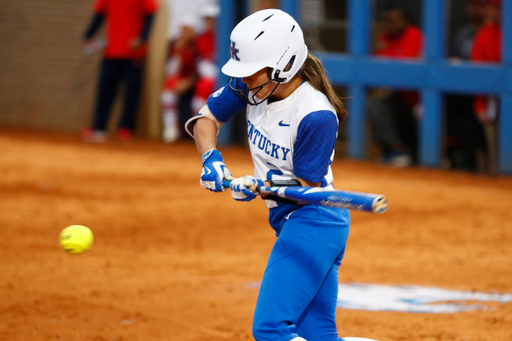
[317,55,511,95]
[501,96,512,172]
[326,0,512,173]
[420,90,443,167]
[347,86,366,159]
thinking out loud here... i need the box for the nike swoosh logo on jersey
[278,121,290,127]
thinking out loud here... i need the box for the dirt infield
[0,127,511,341]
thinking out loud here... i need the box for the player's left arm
[293,110,338,187]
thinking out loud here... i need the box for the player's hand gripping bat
[223,180,388,214]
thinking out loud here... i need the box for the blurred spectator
[471,0,502,173]
[161,17,198,143]
[445,0,487,171]
[161,3,220,143]
[451,0,486,60]
[82,0,158,143]
[368,5,423,166]
[191,4,220,118]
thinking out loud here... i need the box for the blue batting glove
[230,176,264,202]
[200,149,234,192]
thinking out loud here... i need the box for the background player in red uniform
[161,17,198,143]
[368,5,423,167]
[471,0,502,173]
[191,4,220,118]
[82,0,158,142]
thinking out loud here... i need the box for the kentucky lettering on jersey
[247,119,291,161]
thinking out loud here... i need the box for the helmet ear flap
[268,54,297,83]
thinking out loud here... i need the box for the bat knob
[372,195,388,214]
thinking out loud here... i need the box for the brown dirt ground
[0,127,511,341]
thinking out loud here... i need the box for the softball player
[186,9,379,341]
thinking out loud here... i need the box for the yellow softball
[59,225,94,255]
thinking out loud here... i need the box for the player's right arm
[186,79,247,192]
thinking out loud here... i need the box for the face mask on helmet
[221,9,308,105]
[228,62,294,106]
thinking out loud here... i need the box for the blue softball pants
[253,204,350,341]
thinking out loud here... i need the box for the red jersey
[471,23,502,118]
[170,41,197,79]
[375,25,423,106]
[471,23,502,63]
[94,0,158,60]
[195,30,215,61]
[376,25,423,59]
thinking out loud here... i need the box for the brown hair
[298,54,347,123]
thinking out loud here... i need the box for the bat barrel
[260,186,388,214]
[224,182,388,214]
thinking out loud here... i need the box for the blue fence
[217,0,512,174]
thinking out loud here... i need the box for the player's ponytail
[298,54,347,123]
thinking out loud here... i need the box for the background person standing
[82,0,159,143]
[471,0,502,174]
[368,5,423,167]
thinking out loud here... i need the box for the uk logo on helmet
[230,41,240,61]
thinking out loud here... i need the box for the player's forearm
[84,14,104,39]
[193,118,218,155]
[140,14,155,42]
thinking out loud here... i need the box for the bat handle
[222,180,262,193]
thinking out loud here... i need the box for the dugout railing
[216,0,512,174]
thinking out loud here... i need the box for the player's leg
[89,58,123,138]
[294,251,344,341]
[368,94,411,166]
[118,59,144,139]
[161,77,181,142]
[252,205,350,341]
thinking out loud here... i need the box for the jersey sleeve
[141,0,158,14]
[293,110,338,184]
[206,78,248,123]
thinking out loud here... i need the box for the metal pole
[346,0,371,159]
[499,0,512,173]
[419,0,446,167]
[216,0,235,146]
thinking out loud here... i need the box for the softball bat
[223,181,388,214]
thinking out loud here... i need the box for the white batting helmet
[221,9,308,83]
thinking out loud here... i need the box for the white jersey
[246,82,337,195]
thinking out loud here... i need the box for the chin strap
[228,77,281,106]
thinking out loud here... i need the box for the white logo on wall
[337,283,512,313]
